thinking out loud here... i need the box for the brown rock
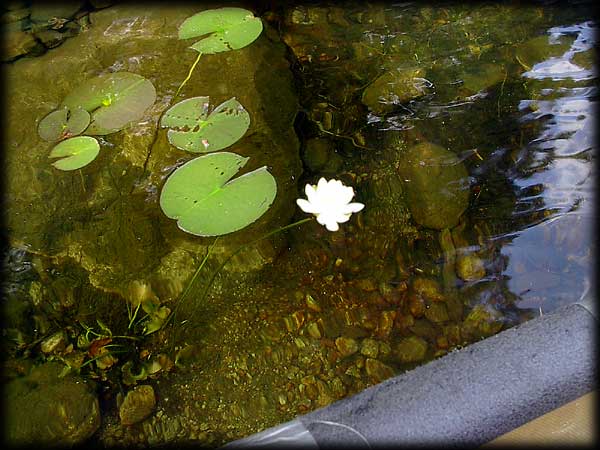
[395,142,470,230]
[360,338,380,359]
[376,310,396,337]
[456,254,486,282]
[461,304,504,341]
[424,302,449,323]
[5,362,100,446]
[408,293,426,317]
[395,336,428,363]
[40,330,67,354]
[412,277,444,302]
[306,321,323,339]
[335,337,359,358]
[34,29,66,49]
[119,385,156,425]
[362,67,427,115]
[365,358,395,383]
[409,319,439,341]
[315,380,334,407]
[395,313,415,335]
[2,29,41,61]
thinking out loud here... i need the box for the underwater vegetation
[37,7,279,238]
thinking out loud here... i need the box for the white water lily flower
[296,178,365,231]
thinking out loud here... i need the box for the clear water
[2,2,596,446]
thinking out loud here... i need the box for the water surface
[2,2,596,446]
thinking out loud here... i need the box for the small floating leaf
[160,152,277,236]
[48,136,100,171]
[38,106,90,142]
[160,97,250,153]
[178,7,263,54]
[61,72,156,135]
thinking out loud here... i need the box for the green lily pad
[160,152,277,236]
[160,97,250,153]
[178,7,263,54]
[48,136,100,171]
[61,72,156,135]
[38,106,91,142]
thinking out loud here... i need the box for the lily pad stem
[168,217,314,345]
[79,169,86,192]
[181,236,220,304]
[174,52,203,99]
[198,217,314,307]
[164,237,220,333]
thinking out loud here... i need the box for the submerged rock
[456,253,486,282]
[461,304,504,341]
[361,66,427,115]
[360,338,380,358]
[1,7,30,24]
[459,61,506,96]
[412,277,444,302]
[33,29,67,48]
[2,28,43,61]
[514,34,574,70]
[335,336,359,358]
[365,358,394,383]
[395,335,428,363]
[571,48,594,70]
[303,137,333,172]
[5,361,100,447]
[424,302,449,323]
[396,141,470,230]
[40,330,68,354]
[29,1,84,24]
[119,384,156,426]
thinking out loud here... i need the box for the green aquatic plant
[38,106,90,142]
[61,71,156,135]
[174,7,263,98]
[178,7,263,54]
[40,71,156,170]
[159,152,277,237]
[126,298,170,337]
[160,96,250,153]
[158,8,269,237]
[48,136,100,171]
[53,289,171,379]
[120,359,163,386]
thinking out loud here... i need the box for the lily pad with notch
[160,152,277,236]
[178,7,263,54]
[48,136,100,171]
[61,72,156,135]
[160,96,250,153]
[38,106,90,142]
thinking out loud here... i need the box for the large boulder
[396,141,470,230]
[4,362,100,447]
[4,5,302,302]
[361,66,428,115]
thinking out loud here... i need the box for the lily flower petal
[345,202,365,213]
[296,198,318,214]
[305,183,318,204]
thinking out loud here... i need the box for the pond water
[2,1,596,447]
